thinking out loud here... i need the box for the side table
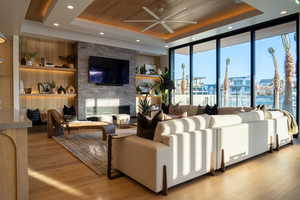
[107,131,136,179]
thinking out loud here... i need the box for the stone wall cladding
[77,42,137,120]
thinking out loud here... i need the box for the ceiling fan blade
[142,21,160,32]
[142,7,160,20]
[124,20,157,23]
[163,8,188,20]
[161,23,174,33]
[165,20,197,24]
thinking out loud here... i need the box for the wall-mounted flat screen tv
[89,56,129,85]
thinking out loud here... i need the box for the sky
[174,32,297,85]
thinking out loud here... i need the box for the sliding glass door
[219,32,251,107]
[170,14,298,119]
[172,46,190,105]
[192,40,217,106]
[255,21,297,117]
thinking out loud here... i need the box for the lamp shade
[0,32,7,44]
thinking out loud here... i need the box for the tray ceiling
[25,0,262,41]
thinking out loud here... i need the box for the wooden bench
[47,109,113,140]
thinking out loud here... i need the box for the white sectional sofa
[268,111,293,150]
[111,110,293,194]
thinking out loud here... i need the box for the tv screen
[89,56,129,85]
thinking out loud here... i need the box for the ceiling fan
[124,7,197,33]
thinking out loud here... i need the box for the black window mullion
[216,39,220,106]
[250,30,256,107]
[190,45,193,105]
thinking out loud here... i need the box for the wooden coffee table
[64,121,111,140]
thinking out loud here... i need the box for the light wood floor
[29,132,300,200]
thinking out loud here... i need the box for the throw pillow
[137,111,163,140]
[197,105,206,115]
[27,109,42,126]
[168,103,183,115]
[163,111,188,120]
[204,104,218,115]
[63,105,76,116]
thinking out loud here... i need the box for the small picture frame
[38,82,51,94]
[145,64,157,75]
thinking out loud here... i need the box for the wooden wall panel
[20,96,75,112]
[20,36,74,67]
[20,70,75,94]
[19,36,76,112]
[0,38,12,110]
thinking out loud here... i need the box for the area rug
[53,132,108,176]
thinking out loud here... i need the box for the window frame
[169,14,299,123]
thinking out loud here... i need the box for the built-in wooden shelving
[136,74,161,81]
[19,36,77,112]
[20,94,77,97]
[20,65,76,73]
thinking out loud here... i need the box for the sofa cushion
[153,114,210,142]
[268,111,284,119]
[137,111,163,140]
[204,104,218,115]
[218,107,245,115]
[169,104,184,115]
[238,111,264,123]
[209,115,242,128]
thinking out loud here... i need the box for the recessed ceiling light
[280,10,287,15]
[99,32,104,35]
[53,23,59,27]
[228,26,233,30]
[136,39,140,42]
[295,0,299,5]
[165,45,169,48]
[67,5,74,10]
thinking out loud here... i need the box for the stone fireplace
[76,42,136,120]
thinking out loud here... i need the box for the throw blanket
[270,109,298,135]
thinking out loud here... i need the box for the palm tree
[180,63,187,94]
[281,34,294,113]
[223,58,230,106]
[268,47,280,109]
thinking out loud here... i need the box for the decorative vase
[24,88,32,94]
[20,80,25,94]
[21,58,26,65]
[51,88,57,94]
[57,86,66,94]
[26,60,33,66]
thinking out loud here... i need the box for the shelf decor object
[0,32,7,44]
[0,32,6,63]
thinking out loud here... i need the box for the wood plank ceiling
[25,0,262,41]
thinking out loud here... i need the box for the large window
[192,40,217,106]
[172,46,190,105]
[170,15,298,119]
[219,32,251,107]
[255,22,297,117]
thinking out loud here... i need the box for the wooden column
[0,128,28,200]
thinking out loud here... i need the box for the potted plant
[24,52,38,66]
[48,80,57,94]
[59,55,75,68]
[138,94,151,116]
